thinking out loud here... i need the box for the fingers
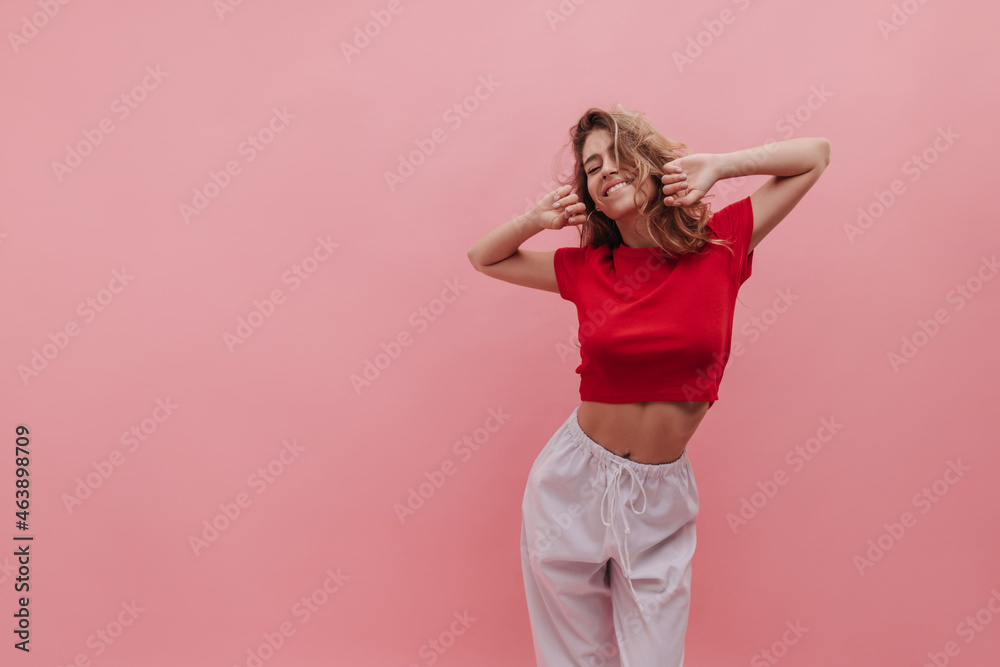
[664,187,691,207]
[550,184,572,207]
[661,173,688,206]
[660,171,686,187]
[665,189,702,208]
[661,181,687,196]
[661,173,686,196]
[552,191,579,209]
[560,202,586,224]
[665,189,693,207]
[661,163,689,206]
[559,202,587,225]
[662,163,684,179]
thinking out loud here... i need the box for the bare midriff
[577,400,711,465]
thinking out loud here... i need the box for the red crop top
[553,195,755,407]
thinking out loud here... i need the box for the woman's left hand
[661,154,720,208]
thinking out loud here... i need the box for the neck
[616,212,656,248]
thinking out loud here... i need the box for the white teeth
[605,181,628,196]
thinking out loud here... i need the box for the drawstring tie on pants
[600,462,648,618]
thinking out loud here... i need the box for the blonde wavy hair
[553,104,733,259]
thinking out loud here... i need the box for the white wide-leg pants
[521,406,700,667]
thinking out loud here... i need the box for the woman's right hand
[526,184,587,230]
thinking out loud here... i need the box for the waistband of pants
[566,405,689,480]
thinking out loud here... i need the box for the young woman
[467,105,830,666]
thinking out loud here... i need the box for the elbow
[816,138,832,168]
[467,249,484,272]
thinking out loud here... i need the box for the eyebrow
[583,139,614,168]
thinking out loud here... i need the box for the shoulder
[554,244,607,280]
[556,244,603,262]
[706,196,752,240]
[553,244,605,302]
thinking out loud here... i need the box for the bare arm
[467,213,547,268]
[716,137,831,180]
[715,138,831,253]
[466,185,585,293]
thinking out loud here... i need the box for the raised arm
[467,184,585,294]
[714,137,831,253]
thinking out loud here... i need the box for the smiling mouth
[604,181,630,197]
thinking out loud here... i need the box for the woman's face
[581,128,654,220]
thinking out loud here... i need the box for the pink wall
[2,1,998,665]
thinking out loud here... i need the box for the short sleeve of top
[553,245,588,302]
[708,195,755,286]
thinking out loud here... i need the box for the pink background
[2,1,999,665]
